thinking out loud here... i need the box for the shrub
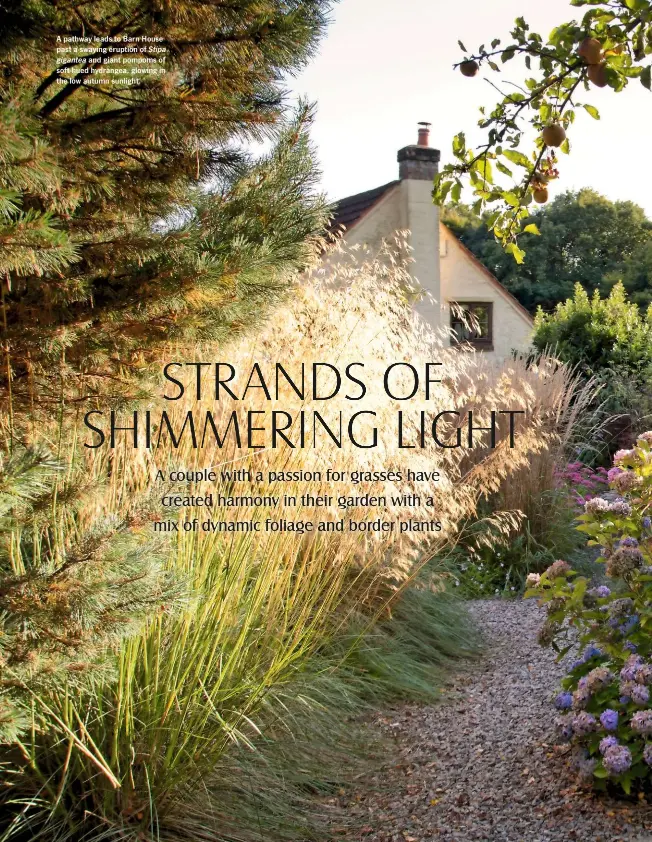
[528,431,652,794]
[532,282,652,430]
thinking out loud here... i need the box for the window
[450,302,493,350]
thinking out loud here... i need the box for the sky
[288,0,652,215]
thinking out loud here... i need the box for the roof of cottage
[328,180,399,234]
[328,180,533,325]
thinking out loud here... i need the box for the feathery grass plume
[0,244,587,840]
[0,445,180,748]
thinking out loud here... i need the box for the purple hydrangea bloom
[620,656,644,681]
[643,516,652,530]
[556,714,573,741]
[608,499,633,517]
[620,695,631,705]
[595,585,611,598]
[583,645,602,661]
[637,664,652,685]
[621,536,639,547]
[572,712,597,736]
[644,744,652,767]
[554,691,573,710]
[599,736,619,755]
[599,709,619,731]
[603,744,632,775]
[623,641,638,653]
[631,711,652,735]
[631,684,650,706]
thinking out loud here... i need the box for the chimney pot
[417,121,431,147]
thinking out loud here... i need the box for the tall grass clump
[451,360,602,595]
[0,242,578,840]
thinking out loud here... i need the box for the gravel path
[334,599,652,842]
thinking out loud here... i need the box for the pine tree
[0,0,332,407]
[0,445,180,743]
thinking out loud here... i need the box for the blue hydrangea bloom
[583,645,602,661]
[603,744,632,775]
[631,684,650,706]
[599,709,619,731]
[554,691,573,710]
[643,516,652,530]
[621,615,639,635]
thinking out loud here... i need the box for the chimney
[397,123,442,329]
[397,122,440,181]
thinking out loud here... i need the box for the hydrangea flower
[556,714,573,741]
[526,572,541,588]
[637,664,652,685]
[620,654,644,681]
[620,615,639,635]
[607,499,633,517]
[611,472,643,493]
[572,686,591,709]
[631,685,650,706]
[610,598,635,619]
[643,516,652,530]
[593,585,611,599]
[585,667,613,692]
[554,691,573,710]
[572,712,597,736]
[637,431,652,443]
[631,711,652,735]
[644,744,652,766]
[603,744,632,775]
[599,735,619,755]
[606,547,643,578]
[599,709,619,731]
[585,497,611,514]
[545,559,571,579]
[583,645,602,661]
[613,449,635,465]
[623,641,638,653]
[619,680,636,702]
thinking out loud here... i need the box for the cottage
[329,123,533,358]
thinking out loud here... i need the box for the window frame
[449,301,494,351]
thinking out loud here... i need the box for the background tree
[0,0,333,410]
[532,281,652,438]
[435,0,652,261]
[445,189,652,312]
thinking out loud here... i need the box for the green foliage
[528,432,652,793]
[436,1,652,255]
[450,490,587,598]
[0,0,332,406]
[444,190,652,312]
[532,281,652,416]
